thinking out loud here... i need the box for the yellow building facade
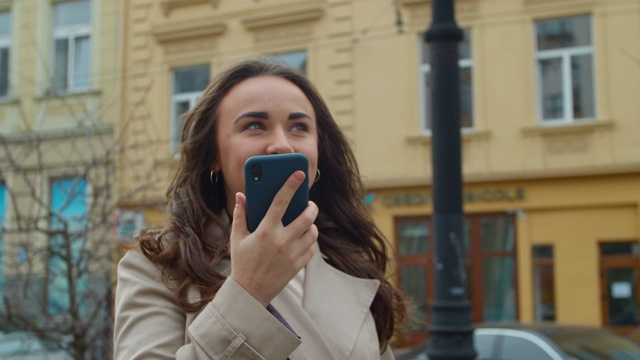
[117,0,640,345]
[0,0,121,353]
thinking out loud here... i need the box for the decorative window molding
[152,18,226,43]
[241,6,323,31]
[521,119,613,137]
[160,0,220,16]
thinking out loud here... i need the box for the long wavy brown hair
[138,57,406,351]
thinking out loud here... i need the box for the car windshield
[545,328,640,360]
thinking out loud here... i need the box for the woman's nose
[266,127,294,154]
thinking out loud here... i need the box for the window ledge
[407,129,491,144]
[34,88,102,101]
[521,120,614,137]
[0,96,19,105]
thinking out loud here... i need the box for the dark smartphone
[244,153,309,232]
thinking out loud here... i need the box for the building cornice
[366,163,640,190]
[152,18,227,43]
[241,6,324,31]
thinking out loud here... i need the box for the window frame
[394,216,433,347]
[47,176,88,315]
[419,28,474,134]
[51,0,92,93]
[599,241,640,333]
[532,245,556,322]
[170,63,210,154]
[534,14,596,125]
[0,10,11,98]
[267,50,308,75]
[0,183,6,309]
[170,91,202,153]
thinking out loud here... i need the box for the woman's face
[213,75,319,214]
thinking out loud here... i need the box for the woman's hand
[229,170,318,307]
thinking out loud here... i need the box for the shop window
[51,0,92,93]
[535,14,595,124]
[600,242,640,330]
[170,64,210,153]
[533,245,556,321]
[480,216,517,322]
[395,214,517,344]
[48,177,87,315]
[396,218,431,346]
[420,28,473,132]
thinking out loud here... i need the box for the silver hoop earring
[314,169,321,184]
[210,171,219,186]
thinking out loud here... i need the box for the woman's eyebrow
[233,111,269,124]
[288,112,312,120]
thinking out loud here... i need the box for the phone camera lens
[251,164,261,182]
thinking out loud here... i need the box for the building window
[420,28,473,132]
[0,183,6,308]
[480,215,517,322]
[535,14,595,124]
[268,50,307,75]
[0,11,10,98]
[396,218,431,346]
[51,0,92,93]
[395,214,517,345]
[48,177,87,314]
[600,242,640,328]
[171,64,210,153]
[533,245,555,321]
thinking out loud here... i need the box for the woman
[114,58,406,359]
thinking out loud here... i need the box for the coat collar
[272,249,380,359]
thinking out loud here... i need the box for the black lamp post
[424,0,476,359]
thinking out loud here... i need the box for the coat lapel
[301,250,380,359]
[199,240,380,359]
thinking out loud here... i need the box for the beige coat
[114,246,395,360]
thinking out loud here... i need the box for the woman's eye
[291,123,308,132]
[245,122,264,130]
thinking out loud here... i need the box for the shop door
[600,242,640,336]
[395,214,517,347]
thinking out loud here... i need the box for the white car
[395,323,640,360]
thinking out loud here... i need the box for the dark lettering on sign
[382,187,525,207]
[465,188,525,202]
[383,193,430,206]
